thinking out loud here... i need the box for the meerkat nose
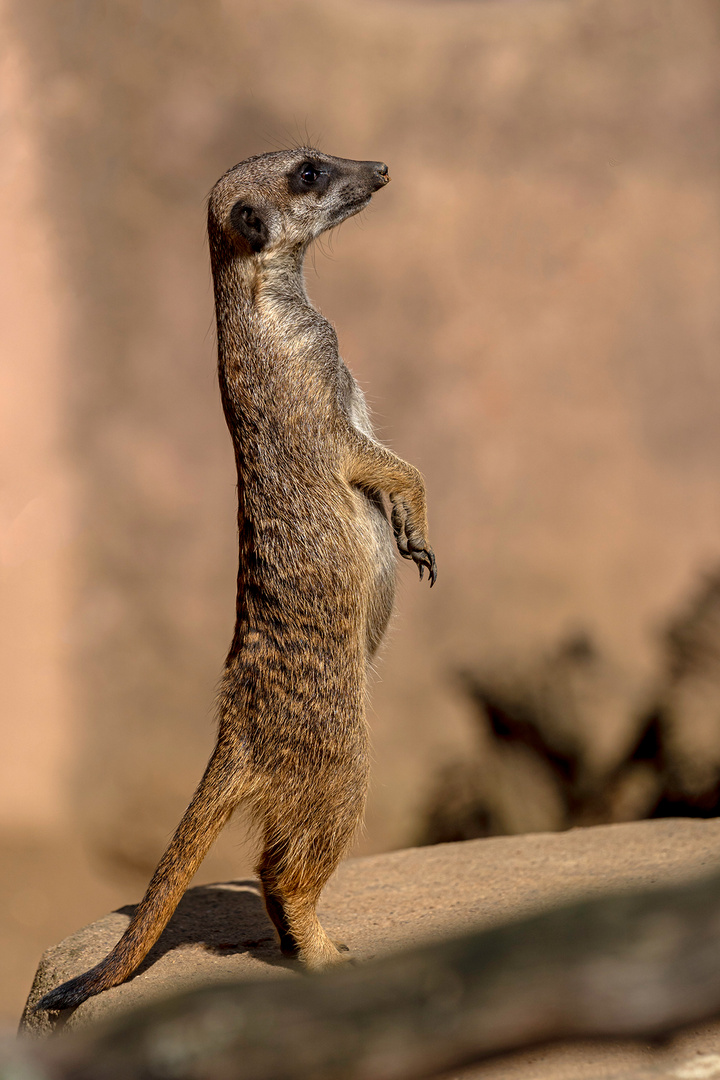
[370,162,390,186]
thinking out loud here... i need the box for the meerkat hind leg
[257,856,347,969]
[256,818,356,970]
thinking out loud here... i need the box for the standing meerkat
[38,149,435,1011]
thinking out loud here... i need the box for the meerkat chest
[340,366,375,441]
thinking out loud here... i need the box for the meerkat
[38,149,435,1011]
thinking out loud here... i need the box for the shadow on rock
[122,879,287,983]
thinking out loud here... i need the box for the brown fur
[37,148,435,1010]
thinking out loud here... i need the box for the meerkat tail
[35,748,241,1012]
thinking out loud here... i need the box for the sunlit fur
[37,148,435,1012]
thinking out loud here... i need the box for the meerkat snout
[353,160,390,192]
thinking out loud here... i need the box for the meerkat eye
[300,164,319,185]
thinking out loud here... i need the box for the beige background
[1,0,719,1026]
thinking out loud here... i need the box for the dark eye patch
[288,161,332,196]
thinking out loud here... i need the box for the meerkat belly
[237,468,394,669]
[342,381,397,654]
[347,484,396,658]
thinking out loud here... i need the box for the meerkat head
[208,148,390,260]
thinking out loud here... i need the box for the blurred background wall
[1,0,719,1024]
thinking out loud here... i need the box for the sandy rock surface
[20,820,720,1079]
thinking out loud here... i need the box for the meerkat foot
[262,883,349,968]
[279,935,348,969]
[287,911,348,970]
[300,936,351,971]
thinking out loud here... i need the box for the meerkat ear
[229,201,269,252]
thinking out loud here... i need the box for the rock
[21,819,720,1071]
[20,880,285,1036]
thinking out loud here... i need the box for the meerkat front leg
[346,433,436,585]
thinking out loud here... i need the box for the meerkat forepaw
[397,536,437,587]
[390,499,436,585]
[390,498,408,546]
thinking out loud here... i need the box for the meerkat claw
[412,548,437,586]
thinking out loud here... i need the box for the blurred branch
[11,869,720,1080]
